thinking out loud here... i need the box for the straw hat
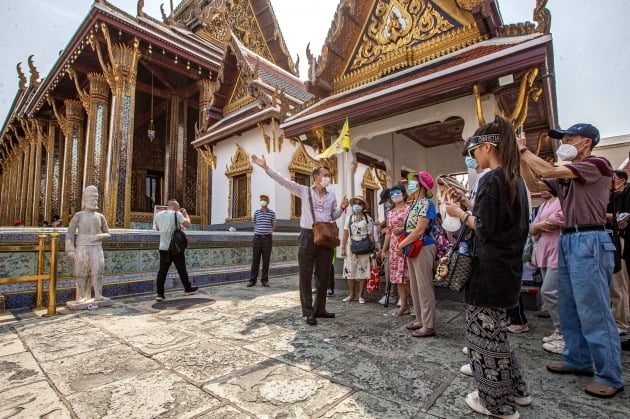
[350,195,369,211]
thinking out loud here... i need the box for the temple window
[362,167,380,220]
[225,145,252,222]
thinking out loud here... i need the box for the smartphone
[516,125,524,137]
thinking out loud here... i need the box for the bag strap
[307,189,316,227]
[173,212,180,232]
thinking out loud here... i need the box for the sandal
[405,322,422,330]
[392,307,409,316]
[584,381,624,399]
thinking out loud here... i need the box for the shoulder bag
[349,214,375,255]
[401,200,424,258]
[308,191,340,248]
[434,225,475,292]
[169,212,188,256]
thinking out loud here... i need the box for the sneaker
[184,286,198,295]
[327,289,334,297]
[246,280,256,287]
[514,395,532,407]
[156,295,165,301]
[378,295,387,305]
[542,329,563,343]
[358,297,366,304]
[463,346,469,355]
[543,340,565,354]
[342,296,355,302]
[460,363,473,377]
[465,391,520,419]
[507,324,529,334]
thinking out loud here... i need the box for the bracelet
[461,213,470,224]
[519,147,528,154]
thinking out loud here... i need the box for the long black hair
[473,115,520,204]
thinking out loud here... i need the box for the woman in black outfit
[445,115,530,418]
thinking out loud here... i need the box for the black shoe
[622,339,630,351]
[261,281,270,287]
[246,280,256,287]
[306,315,317,325]
[316,312,335,318]
[184,286,198,295]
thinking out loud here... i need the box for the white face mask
[320,177,331,187]
[260,200,268,207]
[556,139,586,162]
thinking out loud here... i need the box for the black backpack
[169,212,188,256]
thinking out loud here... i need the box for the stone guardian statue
[65,185,112,309]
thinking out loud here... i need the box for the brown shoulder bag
[308,190,340,248]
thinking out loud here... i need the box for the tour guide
[251,154,349,325]
[519,123,624,399]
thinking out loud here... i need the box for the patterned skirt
[466,305,529,416]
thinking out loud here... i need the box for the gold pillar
[45,123,61,223]
[167,95,187,204]
[19,144,29,223]
[90,23,141,227]
[25,138,37,225]
[196,79,214,229]
[49,98,84,225]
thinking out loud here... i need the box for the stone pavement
[1,275,629,419]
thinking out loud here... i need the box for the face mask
[464,156,478,169]
[407,180,419,193]
[391,194,403,203]
[556,139,586,162]
[384,202,394,210]
[352,204,363,213]
[320,177,331,187]
[260,200,268,207]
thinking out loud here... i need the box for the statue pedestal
[66,300,113,310]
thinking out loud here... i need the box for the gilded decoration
[362,167,380,207]
[199,144,217,169]
[225,145,252,222]
[473,83,485,126]
[16,62,27,90]
[454,0,484,10]
[224,71,256,115]
[258,118,283,154]
[194,0,274,63]
[533,0,551,34]
[376,168,388,190]
[335,0,484,92]
[509,68,543,128]
[289,146,316,219]
[27,55,40,88]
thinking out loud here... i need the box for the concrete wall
[593,134,630,169]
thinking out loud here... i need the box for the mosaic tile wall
[0,228,299,309]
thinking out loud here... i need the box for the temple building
[0,0,557,229]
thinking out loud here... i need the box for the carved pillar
[70,70,110,192]
[49,98,84,225]
[18,143,29,223]
[90,24,141,227]
[197,79,214,229]
[167,95,187,204]
[26,136,39,225]
[48,124,62,222]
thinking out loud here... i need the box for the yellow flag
[317,118,350,159]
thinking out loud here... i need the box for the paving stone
[66,369,220,419]
[203,361,352,418]
[22,326,118,362]
[153,339,269,385]
[39,344,159,395]
[0,380,71,419]
[0,351,46,391]
[322,391,422,418]
[14,316,87,338]
[198,405,254,418]
[202,317,286,342]
[0,330,26,357]
[82,312,166,337]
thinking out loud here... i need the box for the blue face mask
[352,204,363,213]
[407,180,419,193]
[384,202,394,210]
[464,156,478,169]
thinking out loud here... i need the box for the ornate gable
[311,0,489,94]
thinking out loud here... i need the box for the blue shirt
[253,208,276,235]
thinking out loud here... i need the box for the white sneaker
[514,395,532,406]
[507,324,529,334]
[378,295,387,305]
[462,346,469,355]
[542,329,563,343]
[460,363,473,377]
[358,297,366,304]
[342,296,355,302]
[542,339,565,354]
[465,391,520,419]
[397,298,402,307]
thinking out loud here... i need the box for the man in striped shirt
[248,194,276,287]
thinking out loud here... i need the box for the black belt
[562,224,606,234]
[254,233,272,238]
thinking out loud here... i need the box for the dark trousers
[328,263,335,291]
[156,250,192,296]
[298,229,333,317]
[251,234,273,283]
[507,294,528,325]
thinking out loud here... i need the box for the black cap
[548,123,600,146]
[378,188,390,205]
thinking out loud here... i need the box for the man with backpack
[154,199,198,301]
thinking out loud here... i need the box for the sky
[0,0,628,137]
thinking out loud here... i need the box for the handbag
[349,214,375,255]
[308,191,340,248]
[434,226,475,292]
[169,212,188,256]
[367,257,380,292]
[401,201,424,258]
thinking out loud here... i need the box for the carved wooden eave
[361,167,380,191]
[309,0,500,96]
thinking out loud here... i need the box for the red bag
[400,231,423,258]
[367,258,380,293]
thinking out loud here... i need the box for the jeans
[540,267,560,328]
[251,234,272,283]
[298,229,333,317]
[156,250,193,296]
[558,231,623,388]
